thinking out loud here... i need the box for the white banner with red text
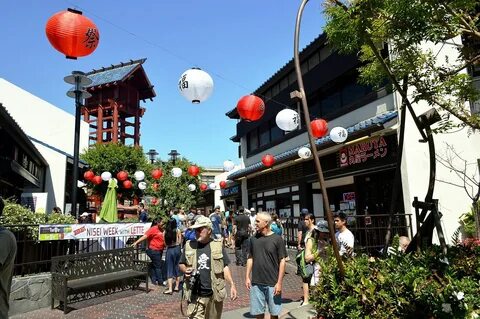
[38,223,151,241]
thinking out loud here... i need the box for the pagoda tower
[82,59,155,146]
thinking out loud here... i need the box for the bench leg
[145,274,149,293]
[51,297,54,309]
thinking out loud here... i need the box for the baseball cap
[214,205,221,210]
[315,220,329,233]
[301,208,309,214]
[250,207,256,212]
[189,215,212,229]
[81,212,89,217]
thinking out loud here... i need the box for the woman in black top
[164,218,182,294]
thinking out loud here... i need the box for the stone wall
[9,273,51,316]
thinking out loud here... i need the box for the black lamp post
[168,149,180,165]
[146,149,158,164]
[293,0,345,277]
[64,71,92,219]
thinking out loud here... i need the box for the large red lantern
[262,154,275,167]
[92,175,102,185]
[116,171,128,181]
[151,169,163,179]
[311,119,328,138]
[200,183,208,191]
[83,170,94,181]
[123,180,133,189]
[219,181,227,189]
[45,8,100,59]
[236,95,265,121]
[188,165,200,177]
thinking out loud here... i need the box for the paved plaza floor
[11,249,315,319]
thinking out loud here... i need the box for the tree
[324,0,480,131]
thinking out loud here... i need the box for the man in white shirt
[334,212,354,256]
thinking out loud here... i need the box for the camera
[189,270,200,293]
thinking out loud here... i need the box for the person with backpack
[179,215,237,319]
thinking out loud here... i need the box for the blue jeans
[166,245,181,278]
[146,249,163,285]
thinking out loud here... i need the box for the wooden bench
[51,247,149,313]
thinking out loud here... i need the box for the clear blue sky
[0,0,325,167]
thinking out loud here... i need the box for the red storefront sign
[339,136,388,168]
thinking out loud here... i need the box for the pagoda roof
[85,58,156,100]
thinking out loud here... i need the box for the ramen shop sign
[339,136,388,168]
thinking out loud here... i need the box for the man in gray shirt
[0,197,17,318]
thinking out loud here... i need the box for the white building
[0,78,89,213]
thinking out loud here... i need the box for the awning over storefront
[227,110,398,180]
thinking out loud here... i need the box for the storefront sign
[221,185,239,197]
[38,223,151,241]
[339,136,388,168]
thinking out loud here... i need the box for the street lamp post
[168,149,180,165]
[293,0,345,277]
[146,149,158,164]
[64,71,92,219]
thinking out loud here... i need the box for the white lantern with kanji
[330,126,348,143]
[275,109,300,131]
[188,184,196,192]
[298,147,312,159]
[138,181,147,190]
[178,68,214,103]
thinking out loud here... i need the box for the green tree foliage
[145,157,203,212]
[324,0,480,131]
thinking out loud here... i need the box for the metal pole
[294,0,345,277]
[71,71,83,219]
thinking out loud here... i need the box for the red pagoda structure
[82,59,155,146]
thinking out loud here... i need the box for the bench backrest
[51,247,138,279]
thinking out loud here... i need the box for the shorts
[249,284,282,316]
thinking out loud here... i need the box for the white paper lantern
[178,68,214,103]
[330,126,348,143]
[298,147,312,159]
[101,171,112,181]
[223,160,235,172]
[134,171,145,181]
[171,167,182,178]
[209,182,216,190]
[138,181,147,190]
[275,109,300,131]
[188,184,196,192]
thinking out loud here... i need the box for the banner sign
[339,136,388,168]
[38,223,151,241]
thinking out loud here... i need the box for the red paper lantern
[152,198,158,205]
[92,175,102,185]
[45,8,100,59]
[200,183,208,191]
[152,183,159,191]
[236,95,265,121]
[151,169,163,179]
[123,180,133,189]
[116,171,128,181]
[262,154,275,167]
[83,170,94,181]
[187,165,200,177]
[311,119,328,138]
[219,181,227,189]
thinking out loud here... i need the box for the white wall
[398,37,480,243]
[0,78,90,213]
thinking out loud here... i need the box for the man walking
[209,206,223,240]
[246,212,287,319]
[334,212,354,256]
[179,216,237,319]
[233,208,250,266]
[0,197,17,319]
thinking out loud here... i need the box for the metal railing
[4,224,141,277]
[282,214,413,255]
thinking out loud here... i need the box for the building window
[270,119,284,142]
[319,46,332,61]
[259,123,270,147]
[280,77,289,91]
[308,52,320,70]
[247,129,258,153]
[342,83,369,107]
[321,92,342,116]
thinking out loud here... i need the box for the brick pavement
[11,249,303,319]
